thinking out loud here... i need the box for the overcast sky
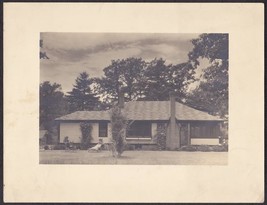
[40,33,203,93]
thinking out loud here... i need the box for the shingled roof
[124,101,222,121]
[56,101,223,121]
[55,111,110,121]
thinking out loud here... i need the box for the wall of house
[60,123,82,143]
[60,122,112,144]
[190,138,219,145]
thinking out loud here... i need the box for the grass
[39,150,228,165]
[177,145,228,152]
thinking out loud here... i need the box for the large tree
[94,57,195,104]
[142,58,171,100]
[94,58,146,104]
[186,33,229,117]
[120,58,147,100]
[40,81,68,130]
[165,61,195,101]
[94,60,123,104]
[142,59,194,101]
[67,72,99,112]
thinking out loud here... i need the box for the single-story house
[55,93,224,150]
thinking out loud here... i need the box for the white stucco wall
[60,122,112,144]
[60,123,81,143]
[191,138,219,145]
[90,123,99,143]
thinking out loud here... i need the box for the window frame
[190,122,220,139]
[99,122,108,138]
[127,121,152,138]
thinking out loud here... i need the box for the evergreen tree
[67,72,99,112]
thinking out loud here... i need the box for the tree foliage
[67,72,99,112]
[143,58,194,101]
[153,124,167,150]
[187,33,228,117]
[94,58,146,104]
[142,58,170,100]
[94,57,194,104]
[40,81,68,130]
[120,58,147,100]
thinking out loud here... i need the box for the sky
[40,33,205,93]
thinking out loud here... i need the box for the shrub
[153,126,167,150]
[80,122,93,149]
[219,124,228,145]
[110,106,128,157]
[53,144,66,150]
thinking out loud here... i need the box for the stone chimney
[166,92,180,150]
[118,92,125,108]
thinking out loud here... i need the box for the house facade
[55,94,224,150]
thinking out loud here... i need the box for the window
[127,121,152,138]
[190,122,220,138]
[99,122,108,137]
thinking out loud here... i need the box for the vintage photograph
[5,3,263,203]
[39,33,228,165]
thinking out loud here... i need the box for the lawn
[39,150,228,165]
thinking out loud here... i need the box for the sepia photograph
[39,33,228,165]
[4,3,263,203]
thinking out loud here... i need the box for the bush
[110,106,128,157]
[153,126,167,150]
[53,144,66,150]
[80,122,93,149]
